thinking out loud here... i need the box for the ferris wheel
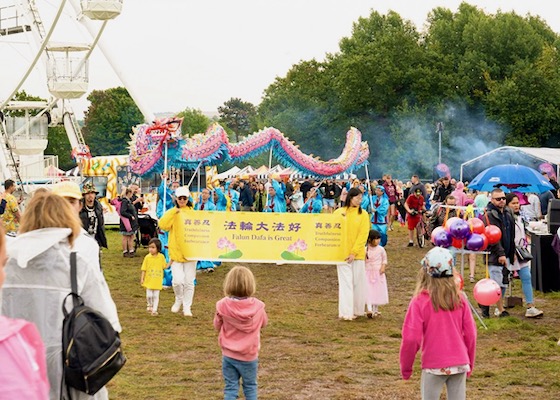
[0,0,125,187]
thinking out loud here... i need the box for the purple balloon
[448,219,472,240]
[466,233,485,251]
[434,230,452,248]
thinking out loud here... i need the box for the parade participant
[370,185,390,246]
[214,266,268,400]
[264,178,286,213]
[1,179,21,235]
[195,187,216,211]
[400,247,477,400]
[225,179,240,211]
[365,230,388,317]
[333,187,370,320]
[156,173,180,218]
[79,183,108,250]
[300,186,323,213]
[289,182,304,212]
[141,238,168,316]
[158,186,197,316]
[505,193,544,318]
[2,192,121,399]
[404,188,426,247]
[213,183,232,212]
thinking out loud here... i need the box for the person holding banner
[264,178,287,213]
[333,187,371,320]
[300,186,323,214]
[159,186,198,317]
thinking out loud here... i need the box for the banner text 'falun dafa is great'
[179,210,347,264]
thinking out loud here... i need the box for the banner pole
[364,165,374,213]
[162,141,169,214]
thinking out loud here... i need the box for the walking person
[0,225,50,399]
[214,266,268,400]
[400,247,477,400]
[119,187,139,257]
[141,238,168,316]
[79,183,108,250]
[365,230,388,318]
[333,187,370,320]
[1,191,121,400]
[159,186,197,316]
[505,193,544,318]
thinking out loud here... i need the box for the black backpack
[61,252,126,397]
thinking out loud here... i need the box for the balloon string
[443,206,450,226]
[485,254,489,279]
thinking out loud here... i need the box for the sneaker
[366,311,373,319]
[480,306,490,319]
[151,311,159,316]
[407,242,414,247]
[183,310,193,317]
[469,276,475,283]
[171,299,182,313]
[525,307,544,318]
[494,308,501,317]
[146,306,152,312]
[499,310,510,318]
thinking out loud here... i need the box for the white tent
[236,165,255,178]
[214,166,241,180]
[460,146,560,182]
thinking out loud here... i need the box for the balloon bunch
[430,215,502,251]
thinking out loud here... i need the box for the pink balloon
[473,278,502,306]
[431,226,446,243]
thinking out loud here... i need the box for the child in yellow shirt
[141,238,168,316]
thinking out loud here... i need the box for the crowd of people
[0,169,555,400]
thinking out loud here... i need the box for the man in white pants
[158,186,197,316]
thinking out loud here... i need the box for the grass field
[102,225,560,399]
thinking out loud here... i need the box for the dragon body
[129,118,369,178]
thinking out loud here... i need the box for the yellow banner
[182,211,346,264]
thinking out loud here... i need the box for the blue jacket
[264,180,287,213]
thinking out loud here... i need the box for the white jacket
[1,228,121,400]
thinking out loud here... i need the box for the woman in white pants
[333,187,371,320]
[159,186,197,317]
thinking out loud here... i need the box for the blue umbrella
[468,164,554,193]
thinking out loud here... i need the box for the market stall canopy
[236,165,255,179]
[214,166,240,180]
[249,165,269,178]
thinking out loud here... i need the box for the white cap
[175,186,191,198]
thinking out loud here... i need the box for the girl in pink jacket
[214,266,268,400]
[0,226,49,399]
[400,247,477,400]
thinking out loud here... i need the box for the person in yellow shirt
[1,179,21,235]
[333,187,371,320]
[140,238,168,316]
[158,186,197,316]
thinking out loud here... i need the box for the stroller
[135,213,159,249]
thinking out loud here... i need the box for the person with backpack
[1,192,121,400]
[0,225,50,399]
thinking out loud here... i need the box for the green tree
[82,87,144,156]
[45,125,74,170]
[176,108,211,136]
[218,98,257,142]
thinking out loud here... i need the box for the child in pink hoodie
[0,226,49,399]
[214,266,268,400]
[400,247,477,400]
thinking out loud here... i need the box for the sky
[1,1,559,121]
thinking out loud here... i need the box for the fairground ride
[0,0,153,195]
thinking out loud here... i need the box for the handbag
[515,245,533,262]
